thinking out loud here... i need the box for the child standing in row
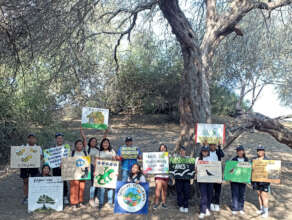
[127,163,146,183]
[230,145,249,215]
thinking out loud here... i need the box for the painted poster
[10,146,41,168]
[61,156,91,180]
[143,152,169,174]
[114,181,149,215]
[121,146,139,159]
[81,107,109,130]
[43,144,71,168]
[252,160,281,183]
[94,159,119,188]
[169,157,195,179]
[28,177,63,212]
[197,160,222,183]
[224,161,252,183]
[195,123,225,144]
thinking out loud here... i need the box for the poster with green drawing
[81,107,109,130]
[195,123,225,144]
[94,159,119,189]
[224,161,252,183]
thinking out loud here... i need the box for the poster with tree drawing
[81,107,109,130]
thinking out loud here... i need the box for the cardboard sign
[121,146,139,159]
[10,146,41,168]
[114,181,149,215]
[81,107,109,130]
[143,152,169,174]
[169,157,195,179]
[61,156,91,180]
[252,160,281,183]
[94,159,119,189]
[43,145,71,168]
[28,177,63,212]
[195,123,225,144]
[197,160,222,183]
[224,161,252,183]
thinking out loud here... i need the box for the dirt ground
[1,116,292,220]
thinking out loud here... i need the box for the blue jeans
[90,186,99,200]
[122,169,129,182]
[99,188,114,205]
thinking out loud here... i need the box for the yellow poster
[252,160,281,183]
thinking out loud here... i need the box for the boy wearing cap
[20,134,43,204]
[230,145,249,215]
[117,137,142,182]
[252,146,270,218]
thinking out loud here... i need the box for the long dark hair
[88,137,98,148]
[129,163,143,181]
[74,139,83,148]
[100,138,112,151]
[199,150,210,160]
[158,144,168,152]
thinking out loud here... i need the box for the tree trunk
[158,0,211,153]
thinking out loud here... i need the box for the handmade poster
[10,146,41,168]
[224,161,252,183]
[43,144,71,168]
[143,152,169,174]
[94,159,119,188]
[114,181,149,215]
[197,160,222,183]
[195,123,225,144]
[252,160,281,183]
[28,177,63,212]
[169,157,195,179]
[81,107,109,130]
[120,146,139,159]
[61,156,91,181]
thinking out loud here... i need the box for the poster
[143,152,169,174]
[114,181,149,215]
[224,161,252,183]
[197,160,222,183]
[195,123,225,144]
[61,156,91,180]
[94,159,119,188]
[252,160,281,183]
[43,144,71,168]
[120,146,139,159]
[81,107,109,130]
[28,177,63,212]
[10,146,41,168]
[169,157,195,179]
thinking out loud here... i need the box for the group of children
[20,130,270,218]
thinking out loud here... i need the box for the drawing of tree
[36,194,55,209]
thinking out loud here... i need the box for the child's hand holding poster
[195,123,225,145]
[81,107,109,130]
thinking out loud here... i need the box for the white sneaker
[64,196,69,205]
[184,208,189,213]
[261,212,269,218]
[256,209,264,214]
[239,210,245,215]
[198,213,205,219]
[232,211,238,215]
[214,204,220,212]
[179,207,184,212]
[89,199,97,207]
[210,203,215,211]
[206,209,211,216]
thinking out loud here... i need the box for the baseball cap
[201,146,210,151]
[55,132,64,138]
[236,145,245,151]
[179,146,186,151]
[27,133,36,138]
[257,145,265,151]
[125,137,133,142]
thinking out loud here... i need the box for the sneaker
[261,212,268,218]
[184,208,189,213]
[73,204,80,211]
[79,203,86,208]
[198,213,205,219]
[232,211,238,215]
[239,210,245,215]
[256,209,264,214]
[179,207,184,212]
[64,196,69,205]
[22,197,28,205]
[94,197,99,205]
[161,203,167,209]
[89,199,97,207]
[153,204,159,210]
[206,209,211,216]
[214,204,220,212]
[210,203,215,211]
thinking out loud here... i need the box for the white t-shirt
[237,157,245,162]
[209,151,218,161]
[99,150,116,160]
[85,146,100,164]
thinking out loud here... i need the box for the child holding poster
[96,138,116,209]
[20,134,42,204]
[117,137,142,182]
[41,164,52,177]
[198,146,213,219]
[69,140,88,210]
[127,163,146,183]
[230,145,249,215]
[252,146,270,218]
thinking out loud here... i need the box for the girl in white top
[153,144,169,210]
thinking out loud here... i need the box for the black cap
[179,146,186,151]
[27,133,36,138]
[257,145,265,151]
[201,146,210,151]
[55,132,64,138]
[125,137,133,142]
[236,145,245,151]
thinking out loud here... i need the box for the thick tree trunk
[158,0,211,153]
